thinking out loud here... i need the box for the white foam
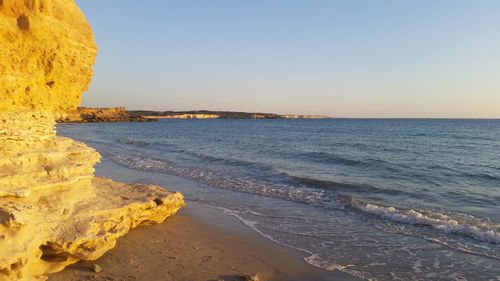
[210,204,376,280]
[212,205,314,254]
[304,253,352,271]
[354,202,500,244]
[305,254,373,280]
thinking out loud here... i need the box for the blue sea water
[59,119,500,280]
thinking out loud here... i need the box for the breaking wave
[350,200,500,246]
[92,142,500,249]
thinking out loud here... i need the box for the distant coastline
[133,110,331,120]
[57,107,153,123]
[57,107,331,123]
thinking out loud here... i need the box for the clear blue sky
[76,0,500,118]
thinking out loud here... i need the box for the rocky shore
[0,1,183,280]
[57,107,155,123]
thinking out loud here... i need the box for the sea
[58,119,500,281]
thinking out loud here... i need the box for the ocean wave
[350,200,500,245]
[116,137,282,175]
[116,138,188,153]
[86,141,500,248]
[296,151,399,171]
[463,171,500,182]
[101,151,346,210]
[192,153,282,176]
[422,236,500,261]
[290,175,369,189]
[297,151,367,166]
[117,138,150,147]
[289,175,408,197]
[113,135,415,198]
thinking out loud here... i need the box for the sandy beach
[50,201,355,281]
[43,156,357,281]
[2,1,498,280]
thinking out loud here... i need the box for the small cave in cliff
[17,15,30,31]
[39,245,68,263]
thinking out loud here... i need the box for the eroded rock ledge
[0,1,184,280]
[0,112,184,281]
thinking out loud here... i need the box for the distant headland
[133,110,331,120]
[57,107,331,123]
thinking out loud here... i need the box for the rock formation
[57,107,155,123]
[0,1,184,280]
[0,0,96,113]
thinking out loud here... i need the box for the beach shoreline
[49,159,356,281]
[56,119,500,280]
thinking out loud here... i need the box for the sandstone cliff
[0,0,96,113]
[0,1,184,280]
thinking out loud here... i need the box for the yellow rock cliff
[0,1,184,280]
[0,0,96,112]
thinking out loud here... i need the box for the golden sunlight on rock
[0,0,96,112]
[0,1,184,280]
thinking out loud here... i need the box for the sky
[75,0,500,118]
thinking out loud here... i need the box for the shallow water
[59,119,500,280]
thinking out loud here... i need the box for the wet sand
[49,202,356,281]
